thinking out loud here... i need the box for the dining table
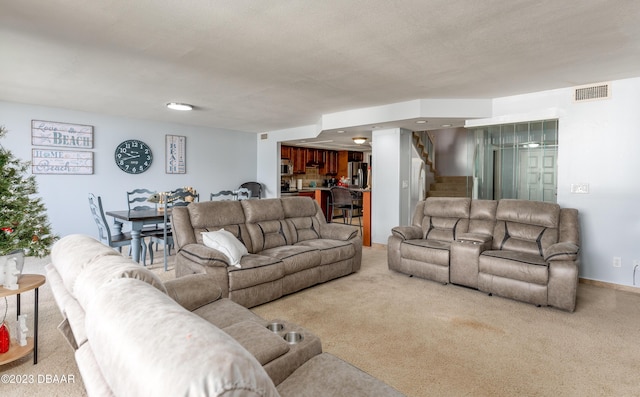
[105,209,168,263]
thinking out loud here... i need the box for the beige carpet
[2,246,640,396]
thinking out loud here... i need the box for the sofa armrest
[177,243,232,267]
[318,223,359,241]
[544,242,579,262]
[391,225,422,241]
[164,274,223,311]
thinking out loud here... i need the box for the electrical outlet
[613,257,622,268]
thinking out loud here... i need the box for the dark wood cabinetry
[281,145,293,160]
[348,151,364,162]
[320,150,339,175]
[306,148,323,166]
[292,147,307,174]
[281,146,364,177]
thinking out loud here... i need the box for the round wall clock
[114,139,153,174]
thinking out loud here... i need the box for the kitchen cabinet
[292,147,307,174]
[281,145,293,160]
[306,148,323,166]
[348,151,364,162]
[321,150,339,175]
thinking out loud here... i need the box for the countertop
[281,187,371,195]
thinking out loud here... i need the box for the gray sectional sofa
[171,196,362,308]
[47,234,404,397]
[388,197,580,311]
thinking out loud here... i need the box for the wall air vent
[573,82,611,102]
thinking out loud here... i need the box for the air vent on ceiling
[573,82,611,102]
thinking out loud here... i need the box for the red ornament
[0,322,10,353]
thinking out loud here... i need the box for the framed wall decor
[165,134,186,174]
[31,120,93,149]
[31,148,94,175]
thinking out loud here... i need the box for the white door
[518,148,557,202]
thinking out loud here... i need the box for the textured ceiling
[1,0,639,134]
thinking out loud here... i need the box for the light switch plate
[570,183,589,194]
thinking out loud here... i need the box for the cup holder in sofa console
[283,331,304,344]
[266,322,285,332]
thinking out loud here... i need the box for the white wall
[371,128,412,244]
[491,77,640,287]
[0,101,257,240]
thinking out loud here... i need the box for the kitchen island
[282,187,371,246]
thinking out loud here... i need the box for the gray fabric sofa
[388,197,580,311]
[171,196,362,308]
[47,234,403,397]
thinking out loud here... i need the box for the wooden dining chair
[329,186,363,233]
[239,182,263,199]
[147,188,198,271]
[88,193,147,263]
[235,188,251,200]
[210,190,236,201]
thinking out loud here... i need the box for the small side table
[0,274,46,365]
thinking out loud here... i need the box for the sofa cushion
[50,234,121,294]
[295,239,355,265]
[189,200,246,228]
[228,255,285,291]
[85,278,279,397]
[400,239,451,266]
[259,245,321,275]
[246,220,291,253]
[480,250,548,285]
[185,201,253,252]
[418,197,471,242]
[496,199,560,228]
[277,353,404,397]
[281,197,323,243]
[281,196,318,218]
[73,253,167,310]
[492,221,559,256]
[286,216,321,243]
[242,198,285,223]
[202,229,248,267]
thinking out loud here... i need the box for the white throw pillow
[201,229,247,267]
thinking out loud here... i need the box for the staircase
[427,176,473,198]
[412,131,436,176]
[412,131,473,198]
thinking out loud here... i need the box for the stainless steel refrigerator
[348,162,368,188]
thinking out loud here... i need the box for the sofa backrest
[85,277,279,397]
[492,199,561,256]
[49,234,168,349]
[415,197,471,242]
[51,235,166,302]
[281,197,324,244]
[175,200,252,252]
[468,200,498,236]
[242,198,292,253]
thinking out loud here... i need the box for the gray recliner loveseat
[388,197,580,311]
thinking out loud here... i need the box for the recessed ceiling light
[441,124,452,127]
[416,120,427,124]
[166,102,193,111]
[337,130,345,133]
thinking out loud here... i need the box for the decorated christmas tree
[0,126,56,257]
